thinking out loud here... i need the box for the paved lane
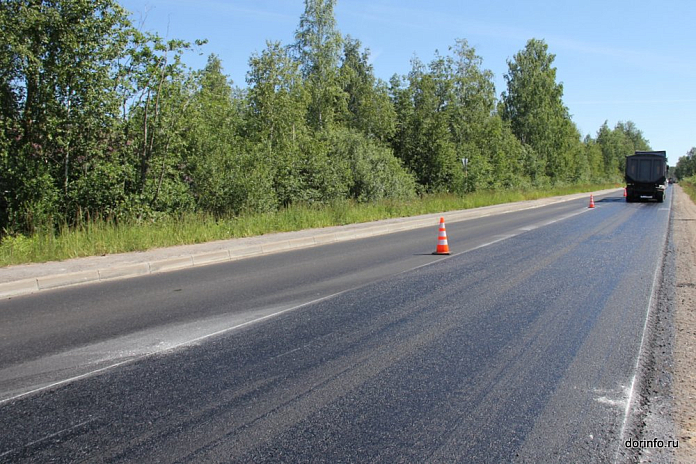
[0,194,600,393]
[0,191,671,462]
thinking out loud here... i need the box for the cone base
[432,251,451,255]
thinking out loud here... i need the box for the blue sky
[118,0,695,166]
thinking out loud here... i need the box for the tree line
[674,148,696,180]
[0,0,653,236]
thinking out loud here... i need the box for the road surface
[0,190,672,462]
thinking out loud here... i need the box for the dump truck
[625,151,667,203]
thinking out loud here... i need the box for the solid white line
[440,203,595,258]
[0,360,136,406]
[0,292,348,406]
[518,208,592,232]
[467,234,518,252]
[2,202,599,404]
[613,197,671,462]
[614,257,661,463]
[0,418,97,459]
[164,292,347,351]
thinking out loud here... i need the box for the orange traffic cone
[623,188,627,198]
[433,217,451,255]
[589,194,595,208]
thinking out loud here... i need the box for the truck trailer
[625,151,667,203]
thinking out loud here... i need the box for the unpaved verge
[625,185,696,463]
[673,185,696,462]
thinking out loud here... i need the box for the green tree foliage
[675,147,696,180]
[338,36,395,143]
[446,40,527,190]
[119,35,204,219]
[326,128,416,202]
[246,40,340,207]
[500,39,583,184]
[185,55,274,216]
[390,56,460,193]
[595,122,623,176]
[391,41,527,193]
[582,135,606,181]
[0,0,655,239]
[593,120,651,180]
[0,0,133,231]
[293,0,344,132]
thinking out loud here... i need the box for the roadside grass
[0,183,619,267]
[681,177,696,204]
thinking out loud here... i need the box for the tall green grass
[681,177,696,204]
[0,183,618,266]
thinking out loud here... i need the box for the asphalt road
[0,190,672,462]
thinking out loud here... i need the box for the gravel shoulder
[673,184,696,461]
[624,185,695,463]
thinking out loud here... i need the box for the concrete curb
[0,189,621,299]
[0,278,40,298]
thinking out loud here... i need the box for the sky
[118,0,695,166]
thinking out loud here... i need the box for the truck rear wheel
[657,192,664,203]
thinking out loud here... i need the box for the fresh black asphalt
[0,191,672,462]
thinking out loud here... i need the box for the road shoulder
[673,185,696,461]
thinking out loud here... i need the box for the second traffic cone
[623,187,627,198]
[589,194,595,208]
[433,217,451,255]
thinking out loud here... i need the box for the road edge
[0,189,620,299]
[616,188,678,463]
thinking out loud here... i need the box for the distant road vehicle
[625,151,667,202]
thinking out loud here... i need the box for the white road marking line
[1,202,601,404]
[0,292,349,406]
[0,418,97,458]
[614,220,666,462]
[467,234,518,252]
